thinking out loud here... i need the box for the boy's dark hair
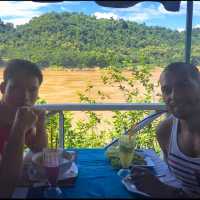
[4,59,43,84]
[163,62,200,80]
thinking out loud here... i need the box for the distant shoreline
[40,65,162,72]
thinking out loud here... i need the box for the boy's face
[1,72,40,108]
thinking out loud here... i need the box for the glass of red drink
[43,148,63,198]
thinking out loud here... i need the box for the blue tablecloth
[27,148,141,198]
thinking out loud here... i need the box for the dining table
[12,148,178,199]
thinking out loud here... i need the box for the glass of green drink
[119,135,136,169]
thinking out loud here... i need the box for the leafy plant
[37,65,163,154]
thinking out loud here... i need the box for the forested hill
[0,12,200,68]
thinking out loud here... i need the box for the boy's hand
[14,106,38,133]
[25,108,47,152]
[32,109,46,125]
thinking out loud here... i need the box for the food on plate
[110,157,121,169]
[105,145,121,169]
[132,154,146,165]
[105,145,147,169]
[105,145,119,158]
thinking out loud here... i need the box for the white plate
[28,162,78,182]
[122,176,151,197]
[144,157,155,167]
[60,162,78,180]
[133,151,155,168]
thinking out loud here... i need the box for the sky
[0,1,200,31]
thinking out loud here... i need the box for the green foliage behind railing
[37,65,163,154]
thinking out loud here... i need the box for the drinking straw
[128,123,135,141]
[55,130,58,150]
[50,124,53,149]
[128,129,132,141]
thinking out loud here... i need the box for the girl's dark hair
[4,59,43,84]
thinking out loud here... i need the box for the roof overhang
[95,1,181,12]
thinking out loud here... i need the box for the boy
[0,59,47,155]
[0,59,48,197]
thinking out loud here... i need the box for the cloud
[177,24,200,32]
[177,27,185,32]
[126,13,149,22]
[0,1,50,26]
[94,12,119,20]
[97,1,200,24]
[0,1,49,17]
[194,24,200,28]
[4,17,33,26]
[1,1,200,28]
[125,7,164,22]
[61,1,81,6]
[95,2,166,23]
[0,1,79,26]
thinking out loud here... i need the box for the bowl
[31,149,73,178]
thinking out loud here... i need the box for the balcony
[35,103,167,149]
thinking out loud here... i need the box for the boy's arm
[0,103,16,126]
[0,124,25,198]
[0,107,37,198]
